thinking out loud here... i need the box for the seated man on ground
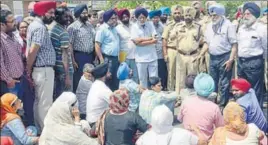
[76,63,95,119]
[231,78,268,133]
[178,73,224,141]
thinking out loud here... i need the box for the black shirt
[104,111,148,145]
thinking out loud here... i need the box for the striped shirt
[50,23,74,74]
[26,17,56,67]
[0,32,24,83]
[67,20,95,53]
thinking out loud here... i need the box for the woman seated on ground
[209,102,267,145]
[39,92,98,145]
[137,105,207,145]
[177,73,224,141]
[91,89,150,145]
[0,93,39,145]
[139,77,178,124]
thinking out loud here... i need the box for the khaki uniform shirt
[175,22,202,53]
[162,20,180,48]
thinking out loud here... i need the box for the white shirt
[116,23,136,59]
[86,80,112,123]
[131,21,158,62]
[237,22,267,58]
[205,18,237,55]
[136,128,199,145]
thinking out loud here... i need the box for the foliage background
[103,1,267,20]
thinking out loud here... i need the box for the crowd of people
[0,0,267,145]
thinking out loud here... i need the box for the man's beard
[243,17,257,27]
[58,20,68,26]
[160,17,167,23]
[233,94,243,100]
[212,17,222,25]
[122,20,129,25]
[80,16,88,23]
[185,18,193,24]
[174,16,182,22]
[43,16,54,24]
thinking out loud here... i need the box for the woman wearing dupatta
[39,92,98,145]
[93,89,149,145]
[209,102,267,145]
[0,93,39,145]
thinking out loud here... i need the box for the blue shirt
[50,23,74,74]
[95,23,120,56]
[204,18,237,55]
[236,89,268,133]
[1,119,37,145]
[119,79,141,112]
[153,22,164,59]
[26,17,56,67]
[131,21,158,62]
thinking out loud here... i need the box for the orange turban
[34,1,56,16]
[231,78,251,93]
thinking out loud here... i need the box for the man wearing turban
[231,78,268,133]
[149,10,168,90]
[67,4,95,93]
[174,7,202,93]
[26,1,57,131]
[95,9,120,91]
[159,7,171,25]
[116,8,139,83]
[162,5,183,91]
[178,73,224,140]
[197,1,217,73]
[195,4,238,108]
[130,7,158,88]
[237,2,267,107]
[191,1,202,22]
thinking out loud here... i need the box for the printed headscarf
[109,89,129,114]
[0,93,20,129]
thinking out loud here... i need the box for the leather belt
[177,49,198,56]
[167,46,177,50]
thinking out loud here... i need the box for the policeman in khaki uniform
[162,5,184,91]
[175,7,202,93]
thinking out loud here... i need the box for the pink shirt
[177,96,224,140]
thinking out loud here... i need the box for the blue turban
[263,8,268,14]
[149,10,162,19]
[194,73,215,98]
[117,62,130,80]
[135,8,148,18]
[74,4,87,18]
[103,9,117,23]
[243,2,261,18]
[209,4,225,16]
[160,7,171,16]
